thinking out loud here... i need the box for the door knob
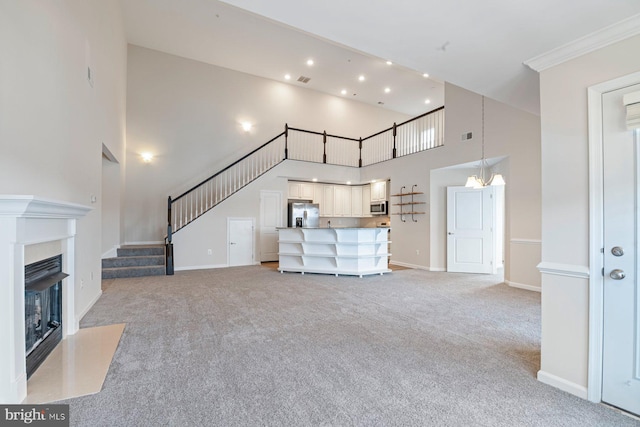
[230,242,236,245]
[448,232,454,235]
[610,269,625,280]
[611,246,624,257]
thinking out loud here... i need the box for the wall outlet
[416,249,420,255]
[90,272,94,280]
[80,279,84,289]
[207,249,212,255]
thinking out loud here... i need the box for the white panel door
[260,191,282,262]
[228,218,254,266]
[601,84,640,416]
[446,186,494,274]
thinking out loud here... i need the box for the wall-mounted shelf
[391,185,425,222]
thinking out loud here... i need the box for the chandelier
[465,96,505,188]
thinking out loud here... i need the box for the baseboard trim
[123,240,164,246]
[506,280,541,293]
[175,264,228,272]
[389,261,429,270]
[77,289,103,326]
[537,370,588,400]
[101,245,119,259]
[429,267,446,272]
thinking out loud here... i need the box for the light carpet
[62,266,638,426]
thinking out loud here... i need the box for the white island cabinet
[277,227,391,277]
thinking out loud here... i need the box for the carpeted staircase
[101,245,165,279]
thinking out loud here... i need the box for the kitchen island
[277,227,391,277]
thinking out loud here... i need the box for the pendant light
[465,96,505,188]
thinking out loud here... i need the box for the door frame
[587,70,640,403]
[259,190,283,262]
[227,217,256,266]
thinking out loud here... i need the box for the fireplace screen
[24,254,67,378]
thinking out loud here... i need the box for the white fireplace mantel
[0,196,92,403]
[0,195,92,219]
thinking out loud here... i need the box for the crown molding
[524,14,640,72]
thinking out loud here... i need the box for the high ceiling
[121,0,640,116]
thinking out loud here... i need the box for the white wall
[0,2,127,320]
[125,46,410,244]
[538,34,640,397]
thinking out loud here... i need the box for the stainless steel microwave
[370,201,387,215]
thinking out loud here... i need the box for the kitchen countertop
[277,227,390,230]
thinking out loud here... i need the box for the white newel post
[0,196,91,403]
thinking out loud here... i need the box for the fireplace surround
[0,196,91,403]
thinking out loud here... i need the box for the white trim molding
[124,240,164,246]
[388,261,430,271]
[505,280,541,293]
[510,238,541,245]
[536,261,590,279]
[0,195,92,218]
[537,370,588,400]
[524,14,640,72]
[175,264,228,272]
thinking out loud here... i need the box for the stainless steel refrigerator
[288,203,320,228]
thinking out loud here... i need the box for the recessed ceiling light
[423,73,429,78]
[242,122,252,132]
[386,61,393,65]
[341,89,347,95]
[312,178,318,182]
[284,74,291,80]
[358,75,365,82]
[141,152,153,163]
[425,99,431,104]
[384,87,391,93]
[371,179,377,183]
[346,181,352,185]
[306,59,314,66]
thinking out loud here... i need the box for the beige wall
[538,34,640,396]
[362,83,541,286]
[0,1,127,320]
[124,46,410,244]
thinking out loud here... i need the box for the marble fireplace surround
[0,196,91,403]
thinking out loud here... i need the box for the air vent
[297,76,311,84]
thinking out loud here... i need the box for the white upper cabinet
[351,186,363,217]
[371,181,387,202]
[333,185,352,217]
[288,181,315,200]
[362,184,371,217]
[321,185,335,217]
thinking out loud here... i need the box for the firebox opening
[24,254,67,379]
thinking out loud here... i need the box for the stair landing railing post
[284,123,289,160]
[166,196,174,275]
[359,138,363,167]
[323,131,327,164]
[392,122,397,158]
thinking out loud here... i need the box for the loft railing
[165,106,444,274]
